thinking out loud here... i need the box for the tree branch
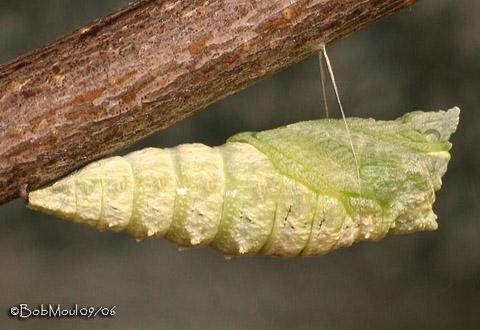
[0,0,417,206]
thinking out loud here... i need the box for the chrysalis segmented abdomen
[29,142,359,256]
[28,108,460,257]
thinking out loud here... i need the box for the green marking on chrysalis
[28,108,460,257]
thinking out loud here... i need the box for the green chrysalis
[28,107,460,257]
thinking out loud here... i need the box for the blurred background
[0,0,478,329]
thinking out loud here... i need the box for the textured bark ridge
[0,0,418,206]
[28,108,459,258]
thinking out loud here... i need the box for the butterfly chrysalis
[28,108,460,257]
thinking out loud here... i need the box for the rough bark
[0,0,417,206]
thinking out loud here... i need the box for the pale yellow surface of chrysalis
[29,108,460,258]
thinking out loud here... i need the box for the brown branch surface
[0,0,417,205]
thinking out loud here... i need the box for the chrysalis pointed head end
[399,107,460,142]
